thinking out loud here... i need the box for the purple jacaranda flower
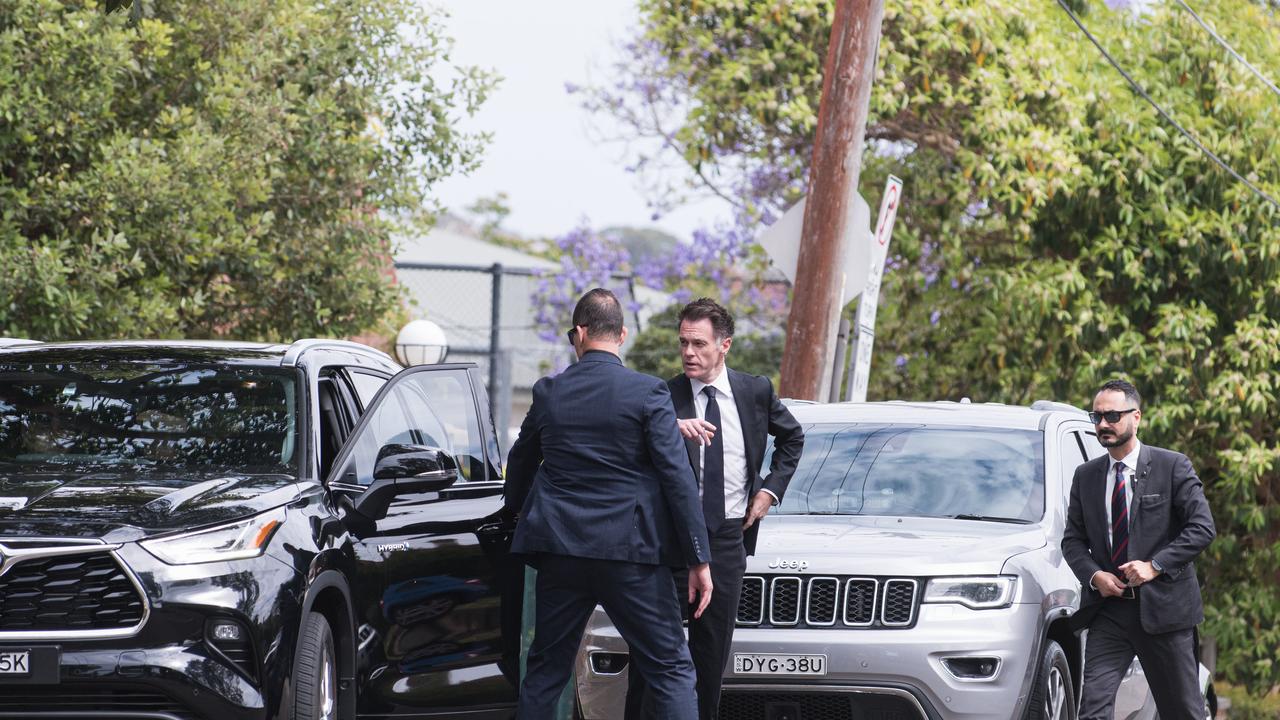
[930,310,941,325]
[895,355,908,368]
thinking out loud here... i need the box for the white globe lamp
[395,319,449,366]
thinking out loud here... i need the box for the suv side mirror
[348,445,458,523]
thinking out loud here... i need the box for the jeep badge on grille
[767,558,809,571]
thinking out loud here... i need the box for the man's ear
[619,325,628,346]
[722,336,733,354]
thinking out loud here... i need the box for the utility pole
[778,0,886,400]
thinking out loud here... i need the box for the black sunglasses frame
[1088,408,1138,425]
[566,327,577,346]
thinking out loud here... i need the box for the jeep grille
[737,575,920,629]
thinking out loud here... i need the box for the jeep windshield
[776,424,1045,522]
[0,362,300,475]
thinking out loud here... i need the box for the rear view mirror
[346,445,459,525]
[373,443,459,491]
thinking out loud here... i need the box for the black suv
[0,340,521,720]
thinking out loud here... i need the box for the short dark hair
[677,298,735,339]
[1098,379,1141,408]
[571,288,624,341]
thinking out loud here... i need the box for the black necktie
[702,386,725,532]
[1111,461,1129,573]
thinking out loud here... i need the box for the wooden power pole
[778,0,887,400]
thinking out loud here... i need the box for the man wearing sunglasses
[1062,379,1216,720]
[505,288,713,720]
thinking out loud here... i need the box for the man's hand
[742,490,774,530]
[1091,570,1128,598]
[677,417,717,446]
[688,562,713,619]
[1118,560,1159,586]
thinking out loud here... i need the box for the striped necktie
[1110,461,1129,572]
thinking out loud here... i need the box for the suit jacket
[668,369,804,556]
[504,351,710,568]
[1061,443,1215,634]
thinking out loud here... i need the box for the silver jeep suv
[575,400,1214,719]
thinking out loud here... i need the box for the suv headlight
[923,576,1017,609]
[141,508,286,565]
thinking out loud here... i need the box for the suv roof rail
[282,339,396,367]
[0,338,41,348]
[1030,399,1086,415]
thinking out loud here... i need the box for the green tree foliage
[595,0,1280,691]
[0,0,493,340]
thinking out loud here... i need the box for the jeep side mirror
[350,445,458,522]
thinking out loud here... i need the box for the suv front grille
[738,575,920,629]
[0,550,145,634]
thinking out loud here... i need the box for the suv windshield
[0,362,299,474]
[777,424,1045,522]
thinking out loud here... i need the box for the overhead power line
[1054,0,1280,214]
[1174,0,1280,103]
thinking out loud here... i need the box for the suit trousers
[518,554,697,720]
[625,520,747,720]
[1079,595,1205,720]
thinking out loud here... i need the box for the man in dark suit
[505,288,713,720]
[627,298,805,720]
[1062,379,1215,720]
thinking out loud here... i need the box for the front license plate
[0,647,59,684]
[734,653,827,676]
[0,651,28,675]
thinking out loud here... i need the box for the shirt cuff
[760,488,779,506]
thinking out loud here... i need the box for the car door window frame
[325,363,493,490]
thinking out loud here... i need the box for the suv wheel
[1027,640,1075,720]
[292,612,338,720]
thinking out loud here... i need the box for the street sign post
[847,175,903,402]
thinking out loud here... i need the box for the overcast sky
[431,0,730,241]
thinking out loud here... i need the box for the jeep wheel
[1027,640,1075,720]
[291,612,338,720]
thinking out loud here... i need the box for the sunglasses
[1088,408,1138,425]
[566,327,577,346]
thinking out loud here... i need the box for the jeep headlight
[141,508,286,565]
[923,576,1017,609]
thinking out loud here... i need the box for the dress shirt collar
[1112,440,1142,474]
[690,366,733,400]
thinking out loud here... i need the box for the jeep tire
[291,612,338,720]
[1027,639,1075,720]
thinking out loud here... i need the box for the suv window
[335,368,488,485]
[0,362,300,474]
[778,423,1045,523]
[347,371,388,411]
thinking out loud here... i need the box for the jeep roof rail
[0,338,41,348]
[282,338,396,367]
[1030,399,1086,415]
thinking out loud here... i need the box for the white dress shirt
[690,368,749,519]
[1105,441,1140,551]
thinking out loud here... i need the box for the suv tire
[1027,640,1075,720]
[292,612,338,720]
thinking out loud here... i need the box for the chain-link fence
[394,262,647,451]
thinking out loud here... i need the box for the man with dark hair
[505,288,713,720]
[1062,379,1216,719]
[627,297,805,720]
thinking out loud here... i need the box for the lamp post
[394,319,449,366]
